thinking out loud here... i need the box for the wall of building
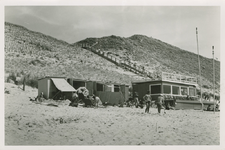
[86,81,95,95]
[73,81,86,89]
[104,84,113,92]
[132,82,154,101]
[175,102,207,110]
[120,85,129,102]
[49,79,59,99]
[96,91,124,105]
[132,81,197,101]
[38,78,49,99]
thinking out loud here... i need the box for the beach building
[132,72,213,110]
[38,76,76,100]
[67,78,129,106]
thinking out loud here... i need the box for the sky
[3,5,221,60]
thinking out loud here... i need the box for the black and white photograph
[1,0,224,149]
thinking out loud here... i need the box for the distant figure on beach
[36,92,44,102]
[207,105,211,111]
[134,92,139,108]
[216,101,220,111]
[69,91,79,107]
[155,94,165,114]
[143,90,152,113]
[92,94,101,108]
[72,91,78,100]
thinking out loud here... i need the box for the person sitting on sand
[92,94,101,108]
[69,91,79,107]
[36,92,44,102]
[155,94,165,114]
[143,90,152,113]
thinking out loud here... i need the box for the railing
[80,43,150,77]
[80,43,197,84]
[161,72,197,84]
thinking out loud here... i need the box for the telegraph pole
[196,28,203,111]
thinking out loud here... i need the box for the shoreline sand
[4,83,220,145]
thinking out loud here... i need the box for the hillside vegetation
[4,22,144,87]
[5,22,220,94]
[74,35,220,92]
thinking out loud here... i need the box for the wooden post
[212,46,215,113]
[196,28,203,111]
[156,122,158,132]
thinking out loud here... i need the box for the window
[189,88,196,96]
[73,81,85,89]
[181,87,188,95]
[150,85,161,94]
[163,85,171,94]
[97,83,104,91]
[172,86,179,95]
[114,85,120,92]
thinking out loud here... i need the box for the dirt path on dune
[4,83,220,145]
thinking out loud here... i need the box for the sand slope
[4,83,220,145]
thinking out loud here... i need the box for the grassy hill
[4,22,145,87]
[74,34,220,92]
[5,22,220,94]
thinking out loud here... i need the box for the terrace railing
[161,72,197,84]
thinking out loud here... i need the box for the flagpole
[196,28,203,111]
[212,46,215,113]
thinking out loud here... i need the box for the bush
[202,85,209,89]
[7,72,17,84]
[7,71,38,88]
[26,78,38,88]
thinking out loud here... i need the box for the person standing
[134,92,139,108]
[143,91,152,113]
[156,94,165,114]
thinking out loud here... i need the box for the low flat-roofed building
[38,76,76,100]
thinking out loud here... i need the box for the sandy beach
[4,83,220,145]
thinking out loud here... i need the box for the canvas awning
[51,78,76,92]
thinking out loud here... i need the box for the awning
[51,78,76,92]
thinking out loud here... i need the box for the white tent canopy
[51,78,76,92]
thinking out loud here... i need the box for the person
[206,105,211,111]
[186,95,190,100]
[72,91,78,100]
[70,91,79,107]
[155,94,165,114]
[134,92,139,108]
[143,90,152,113]
[36,92,44,102]
[92,94,100,108]
[216,101,220,111]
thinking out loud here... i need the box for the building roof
[51,78,76,92]
[132,79,197,86]
[132,72,198,86]
[38,76,66,80]
[68,78,130,86]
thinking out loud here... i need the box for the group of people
[70,91,100,107]
[128,91,166,114]
[142,91,166,114]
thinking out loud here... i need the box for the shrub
[7,72,17,84]
[26,78,38,88]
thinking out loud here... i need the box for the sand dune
[4,83,220,145]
